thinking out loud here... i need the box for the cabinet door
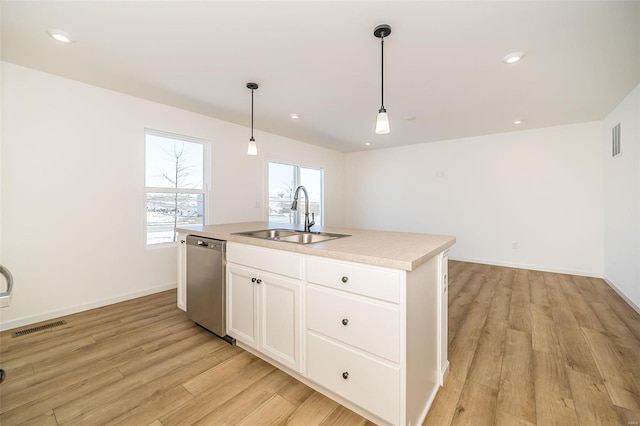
[227,264,259,348]
[260,272,302,372]
[177,233,187,312]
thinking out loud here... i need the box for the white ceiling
[2,1,639,153]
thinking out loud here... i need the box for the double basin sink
[233,228,349,245]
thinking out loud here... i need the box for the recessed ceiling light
[502,52,524,64]
[365,142,371,146]
[47,29,75,44]
[290,113,300,120]
[513,119,525,125]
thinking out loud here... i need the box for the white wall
[0,62,345,330]
[603,83,640,312]
[344,122,604,277]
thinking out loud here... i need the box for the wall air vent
[612,123,621,158]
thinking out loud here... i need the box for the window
[268,162,323,226]
[145,130,207,245]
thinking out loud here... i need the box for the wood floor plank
[0,336,96,371]
[488,269,513,321]
[319,404,368,426]
[614,405,640,426]
[182,349,255,396]
[557,274,605,332]
[1,345,145,400]
[53,338,224,424]
[567,369,620,425]
[532,349,578,426]
[238,394,296,425]
[104,385,194,426]
[531,303,561,355]
[19,412,58,426]
[59,351,220,425]
[496,328,535,424]
[528,270,549,307]
[544,274,601,377]
[190,369,295,425]
[285,392,339,425]
[594,279,640,342]
[495,410,536,426]
[0,368,125,424]
[589,301,639,350]
[450,380,497,425]
[278,378,315,407]
[159,354,276,425]
[581,327,640,413]
[507,271,531,335]
[448,272,487,343]
[139,323,202,354]
[466,317,507,390]
[118,331,223,376]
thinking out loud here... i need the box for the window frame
[144,129,210,248]
[267,160,324,227]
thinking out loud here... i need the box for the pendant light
[374,24,391,135]
[246,82,259,155]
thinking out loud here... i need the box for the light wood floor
[0,262,639,425]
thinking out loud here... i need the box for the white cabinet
[226,243,303,373]
[177,233,187,311]
[225,241,446,426]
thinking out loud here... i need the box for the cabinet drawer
[307,286,400,363]
[306,256,401,303]
[227,242,303,279]
[307,332,400,425]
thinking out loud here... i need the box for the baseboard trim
[603,277,640,315]
[448,256,601,278]
[0,283,177,332]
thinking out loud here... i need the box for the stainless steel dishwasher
[186,235,234,344]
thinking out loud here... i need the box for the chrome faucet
[291,185,315,232]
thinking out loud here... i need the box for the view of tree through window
[268,162,323,226]
[145,131,206,245]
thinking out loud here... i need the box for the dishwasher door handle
[197,240,209,247]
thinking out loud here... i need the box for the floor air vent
[11,320,67,338]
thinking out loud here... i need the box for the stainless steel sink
[233,229,349,245]
[237,229,298,239]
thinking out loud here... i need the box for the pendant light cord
[250,89,255,140]
[380,34,385,109]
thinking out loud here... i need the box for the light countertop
[176,222,455,271]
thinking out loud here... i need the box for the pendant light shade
[374,24,391,135]
[246,82,259,156]
[376,108,390,134]
[247,139,257,156]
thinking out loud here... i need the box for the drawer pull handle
[256,279,262,284]
[341,276,349,283]
[341,318,349,326]
[251,277,257,283]
[342,371,349,380]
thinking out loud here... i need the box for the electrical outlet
[512,242,519,250]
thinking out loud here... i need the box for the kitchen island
[176,222,455,426]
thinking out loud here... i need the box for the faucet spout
[291,185,315,232]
